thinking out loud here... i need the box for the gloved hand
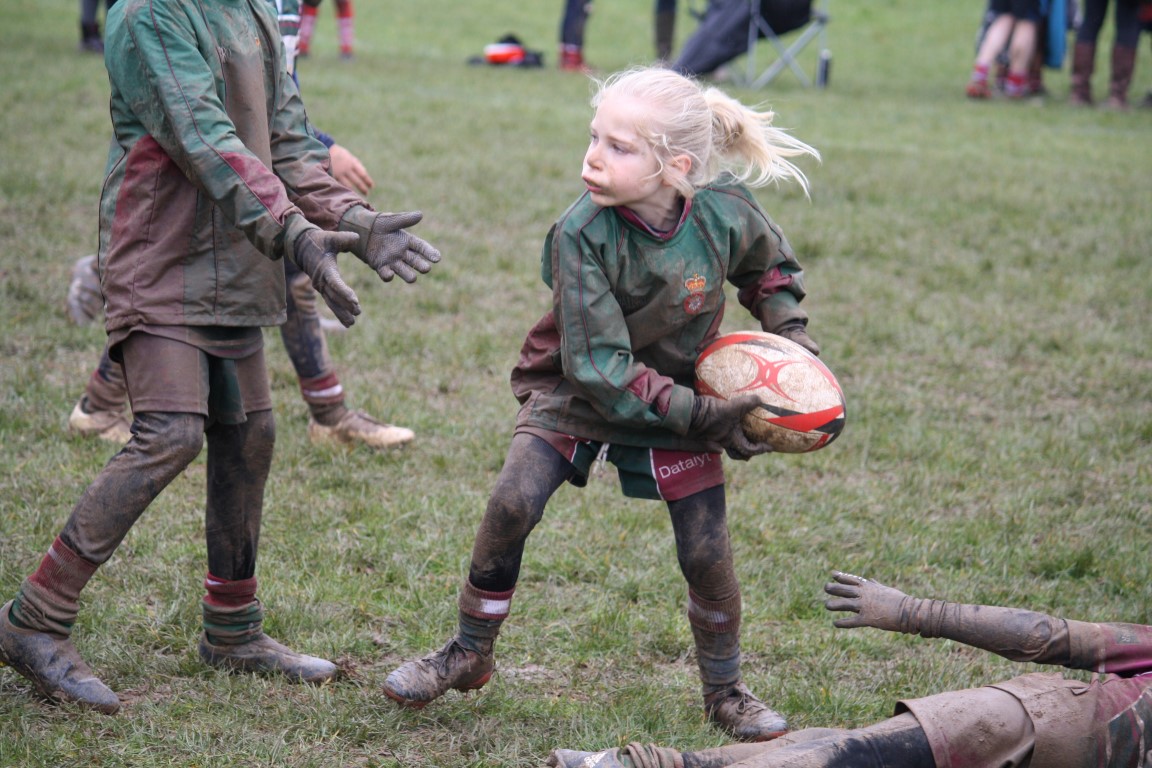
[823,571,913,632]
[774,321,820,356]
[689,394,775,461]
[339,206,441,283]
[286,228,362,327]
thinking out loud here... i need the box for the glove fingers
[374,265,396,283]
[315,270,361,327]
[407,235,441,263]
[391,261,421,284]
[327,230,361,252]
[379,211,424,231]
[403,253,436,274]
[823,583,861,599]
[725,430,758,462]
[823,596,860,613]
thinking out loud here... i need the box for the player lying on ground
[547,570,1152,767]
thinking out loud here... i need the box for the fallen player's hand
[339,206,441,283]
[824,571,912,631]
[286,228,362,327]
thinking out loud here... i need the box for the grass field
[1,1,1150,766]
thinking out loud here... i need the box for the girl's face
[582,94,682,227]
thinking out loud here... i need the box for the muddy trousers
[460,432,744,690]
[13,410,274,636]
[614,714,934,768]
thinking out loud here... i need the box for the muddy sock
[11,536,100,636]
[201,574,262,645]
[299,372,347,426]
[687,589,742,694]
[456,580,511,655]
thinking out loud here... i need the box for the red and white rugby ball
[695,331,846,454]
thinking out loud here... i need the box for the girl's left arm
[728,203,810,333]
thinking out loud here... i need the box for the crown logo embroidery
[683,273,707,315]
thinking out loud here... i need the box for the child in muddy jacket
[383,65,820,743]
[0,0,439,714]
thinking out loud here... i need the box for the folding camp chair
[741,0,831,89]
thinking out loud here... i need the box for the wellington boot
[383,637,493,708]
[198,632,338,684]
[0,601,119,713]
[705,681,788,742]
[1104,45,1137,111]
[1069,41,1096,106]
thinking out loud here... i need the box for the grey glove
[689,394,774,461]
[339,206,441,283]
[824,571,914,631]
[286,228,362,327]
[66,254,103,325]
[774,321,820,356]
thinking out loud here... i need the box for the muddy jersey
[511,181,810,451]
[97,0,364,332]
[903,620,1152,768]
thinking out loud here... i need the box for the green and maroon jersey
[97,0,363,333]
[512,180,811,451]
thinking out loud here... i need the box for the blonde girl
[384,67,822,743]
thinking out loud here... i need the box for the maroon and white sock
[457,581,513,654]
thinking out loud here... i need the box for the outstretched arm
[823,570,1074,665]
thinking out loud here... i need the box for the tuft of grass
[1,0,1150,765]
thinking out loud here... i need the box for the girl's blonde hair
[591,66,820,199]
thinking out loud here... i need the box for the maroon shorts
[119,332,271,421]
[517,426,725,501]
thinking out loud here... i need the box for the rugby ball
[695,331,845,453]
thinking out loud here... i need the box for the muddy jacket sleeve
[724,192,809,333]
[1064,621,1152,676]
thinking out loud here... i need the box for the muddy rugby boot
[69,396,132,444]
[0,600,120,713]
[199,632,338,684]
[383,637,493,708]
[308,409,414,450]
[705,681,788,742]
